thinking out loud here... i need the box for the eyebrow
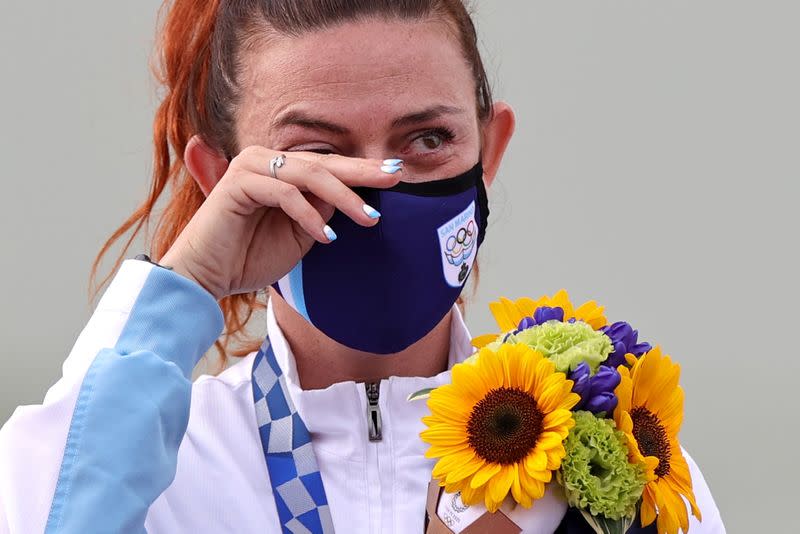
[390,105,466,129]
[272,105,467,135]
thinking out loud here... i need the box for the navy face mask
[273,160,489,354]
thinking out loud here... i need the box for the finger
[232,145,404,189]
[234,148,391,227]
[228,170,336,244]
[307,193,336,223]
[266,158,383,227]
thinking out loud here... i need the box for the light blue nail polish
[323,225,337,242]
[383,158,404,166]
[381,165,403,174]
[363,204,381,219]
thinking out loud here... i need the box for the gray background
[1,1,797,531]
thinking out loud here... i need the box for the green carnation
[559,411,645,521]
[505,320,612,373]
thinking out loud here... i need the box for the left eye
[410,128,454,153]
[418,134,443,150]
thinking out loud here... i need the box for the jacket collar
[264,301,476,461]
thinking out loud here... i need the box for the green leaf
[407,388,436,402]
[578,509,635,534]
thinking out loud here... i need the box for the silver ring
[269,154,286,179]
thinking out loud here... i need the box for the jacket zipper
[365,382,382,442]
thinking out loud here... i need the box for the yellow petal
[641,456,660,481]
[525,449,547,472]
[480,348,507,389]
[517,464,546,500]
[427,397,470,423]
[486,464,515,512]
[432,449,474,475]
[662,479,690,532]
[529,357,555,396]
[460,481,485,506]
[512,347,535,391]
[472,333,499,349]
[574,300,608,330]
[555,390,581,412]
[640,486,657,526]
[510,463,532,508]
[424,442,471,459]
[445,456,485,485]
[451,363,490,404]
[536,431,564,450]
[645,365,681,415]
[489,298,521,332]
[515,297,539,318]
[470,462,502,489]
[428,385,470,412]
[545,448,564,471]
[525,464,553,483]
[631,347,664,408]
[542,409,572,430]
[549,290,573,317]
[617,410,634,434]
[535,380,569,413]
[420,426,468,447]
[655,387,685,434]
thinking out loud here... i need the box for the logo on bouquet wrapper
[450,492,470,513]
[439,491,471,529]
[438,201,477,288]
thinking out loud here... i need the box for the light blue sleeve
[0,260,224,534]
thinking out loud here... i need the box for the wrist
[153,250,224,301]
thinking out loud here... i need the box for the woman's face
[233,17,507,182]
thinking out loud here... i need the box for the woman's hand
[160,146,403,300]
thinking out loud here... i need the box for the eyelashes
[418,127,456,142]
[407,127,456,155]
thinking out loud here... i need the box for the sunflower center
[466,387,544,465]
[630,406,671,478]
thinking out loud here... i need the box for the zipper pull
[365,382,382,442]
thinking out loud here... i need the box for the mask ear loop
[475,161,490,247]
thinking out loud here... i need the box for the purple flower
[591,365,622,393]
[600,321,652,369]
[534,306,564,325]
[515,307,565,334]
[516,316,537,332]
[585,391,618,414]
[569,363,621,416]
[570,363,592,398]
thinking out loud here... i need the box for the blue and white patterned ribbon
[252,337,335,534]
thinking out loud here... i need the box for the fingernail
[323,225,337,242]
[383,158,404,166]
[381,165,403,174]
[363,204,381,219]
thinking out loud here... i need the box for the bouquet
[413,290,703,534]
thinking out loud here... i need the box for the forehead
[236,17,476,139]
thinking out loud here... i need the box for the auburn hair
[90,0,493,372]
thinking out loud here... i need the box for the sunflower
[420,343,580,512]
[613,347,702,534]
[472,290,608,349]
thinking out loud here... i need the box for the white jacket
[0,259,725,533]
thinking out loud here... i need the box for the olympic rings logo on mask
[444,220,476,267]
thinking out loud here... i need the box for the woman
[0,1,724,532]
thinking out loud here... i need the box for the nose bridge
[363,146,393,161]
[353,127,394,161]
[343,100,400,160]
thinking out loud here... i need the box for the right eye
[288,145,337,155]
